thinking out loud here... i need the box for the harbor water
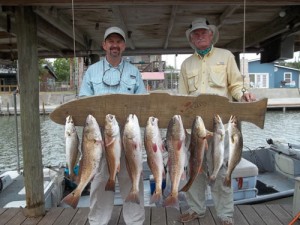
[0,110,299,172]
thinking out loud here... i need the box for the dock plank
[238,205,266,225]
[252,204,283,225]
[0,205,298,225]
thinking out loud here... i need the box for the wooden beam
[164,5,177,49]
[111,5,135,50]
[217,5,240,29]
[2,0,300,6]
[15,6,45,217]
[34,6,87,48]
[225,6,300,50]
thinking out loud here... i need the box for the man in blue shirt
[79,26,146,225]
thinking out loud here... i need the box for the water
[0,110,299,172]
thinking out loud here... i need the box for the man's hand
[241,92,256,102]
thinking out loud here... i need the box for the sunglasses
[102,60,125,87]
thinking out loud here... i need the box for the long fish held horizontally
[65,115,80,182]
[62,114,103,208]
[163,115,186,209]
[224,115,243,187]
[123,114,143,204]
[180,116,207,192]
[210,114,225,181]
[104,114,122,192]
[144,116,165,204]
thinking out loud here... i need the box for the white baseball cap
[104,26,126,42]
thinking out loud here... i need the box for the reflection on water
[0,110,299,172]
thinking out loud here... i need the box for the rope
[241,0,247,96]
[71,0,79,96]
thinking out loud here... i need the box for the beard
[109,47,121,57]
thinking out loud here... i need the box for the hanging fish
[65,115,80,182]
[224,115,243,187]
[104,114,122,192]
[61,114,104,208]
[144,116,165,204]
[123,114,143,204]
[163,115,186,209]
[180,116,208,192]
[210,114,225,181]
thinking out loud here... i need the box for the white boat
[0,167,64,208]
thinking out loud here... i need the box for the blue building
[248,59,300,89]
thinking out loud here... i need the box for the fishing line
[71,0,79,97]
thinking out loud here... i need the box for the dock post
[292,177,300,217]
[7,102,10,115]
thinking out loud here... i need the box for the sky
[162,51,300,70]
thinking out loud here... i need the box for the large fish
[65,115,80,181]
[180,116,208,192]
[104,114,122,192]
[144,116,165,204]
[210,114,225,181]
[62,114,103,208]
[224,115,243,186]
[122,114,143,204]
[163,115,186,208]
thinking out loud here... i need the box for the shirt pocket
[186,71,199,94]
[120,75,137,93]
[90,77,103,94]
[208,65,227,88]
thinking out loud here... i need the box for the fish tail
[125,190,140,204]
[150,190,162,204]
[105,179,115,192]
[61,191,81,209]
[163,194,179,209]
[223,176,232,187]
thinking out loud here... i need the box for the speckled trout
[180,116,208,192]
[62,114,103,208]
[65,115,80,181]
[163,115,186,209]
[104,114,122,192]
[210,114,225,181]
[224,115,243,186]
[123,114,143,204]
[144,116,165,204]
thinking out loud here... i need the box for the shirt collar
[104,58,124,69]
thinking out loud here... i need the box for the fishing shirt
[178,47,248,101]
[79,58,146,96]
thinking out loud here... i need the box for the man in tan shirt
[178,18,255,225]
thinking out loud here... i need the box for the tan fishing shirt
[178,47,247,101]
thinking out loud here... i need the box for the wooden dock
[1,204,300,225]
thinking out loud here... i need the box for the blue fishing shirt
[79,58,146,96]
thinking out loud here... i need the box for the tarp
[141,72,164,80]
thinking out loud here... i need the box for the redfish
[65,115,80,181]
[163,115,186,209]
[224,115,243,186]
[180,116,208,192]
[62,114,103,208]
[210,114,225,181]
[104,114,121,192]
[123,114,143,204]
[144,116,165,204]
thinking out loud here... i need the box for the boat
[0,167,65,208]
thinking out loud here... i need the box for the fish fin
[125,190,140,204]
[105,179,115,192]
[177,141,183,151]
[150,191,162,204]
[163,194,179,209]
[198,166,203,174]
[61,190,81,209]
[117,164,120,173]
[105,137,116,147]
[223,176,232,187]
[180,170,186,180]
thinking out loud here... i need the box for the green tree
[53,58,70,82]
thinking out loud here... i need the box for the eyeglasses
[102,60,125,87]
